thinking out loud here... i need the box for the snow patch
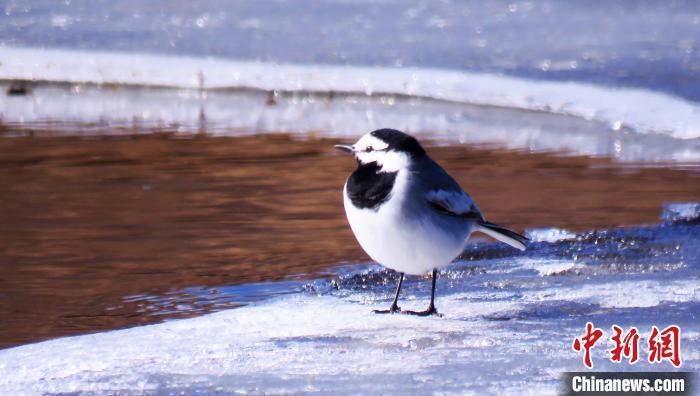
[520,259,579,276]
[526,228,578,243]
[662,202,700,222]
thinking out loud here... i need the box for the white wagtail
[336,129,527,316]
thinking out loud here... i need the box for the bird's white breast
[343,170,471,275]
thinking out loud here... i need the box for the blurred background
[1,0,699,349]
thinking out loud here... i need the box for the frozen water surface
[2,1,700,101]
[0,205,698,394]
[2,47,700,163]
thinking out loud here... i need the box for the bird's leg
[372,272,404,314]
[401,269,442,317]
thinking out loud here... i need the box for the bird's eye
[364,146,373,152]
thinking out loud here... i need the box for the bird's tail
[474,220,528,251]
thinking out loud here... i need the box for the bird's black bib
[346,162,397,210]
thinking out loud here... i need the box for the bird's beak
[334,144,354,153]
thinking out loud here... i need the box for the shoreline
[1,130,698,348]
[1,210,697,394]
[2,46,700,165]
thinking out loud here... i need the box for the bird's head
[335,129,426,172]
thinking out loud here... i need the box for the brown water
[0,132,698,348]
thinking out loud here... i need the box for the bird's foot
[372,304,401,314]
[400,305,442,317]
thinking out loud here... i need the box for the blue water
[131,203,700,327]
[2,0,700,101]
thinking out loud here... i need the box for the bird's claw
[372,304,402,314]
[400,306,442,317]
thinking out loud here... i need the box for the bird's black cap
[370,129,426,157]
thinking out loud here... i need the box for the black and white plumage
[336,129,527,316]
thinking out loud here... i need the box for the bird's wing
[414,157,526,250]
[411,156,482,220]
[425,189,483,221]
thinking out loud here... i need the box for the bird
[335,129,527,316]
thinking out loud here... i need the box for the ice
[2,46,700,141]
[0,276,696,394]
[1,214,698,394]
[2,48,700,163]
[1,1,699,103]
[661,202,700,222]
[526,228,578,243]
[519,258,579,276]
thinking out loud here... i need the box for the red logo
[648,325,682,368]
[609,325,640,364]
[573,323,682,369]
[572,322,604,368]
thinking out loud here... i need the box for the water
[0,133,698,350]
[0,205,698,394]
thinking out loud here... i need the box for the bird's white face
[341,133,411,173]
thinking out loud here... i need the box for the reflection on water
[0,132,698,348]
[124,279,309,317]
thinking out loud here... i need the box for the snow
[526,228,578,243]
[662,202,700,222]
